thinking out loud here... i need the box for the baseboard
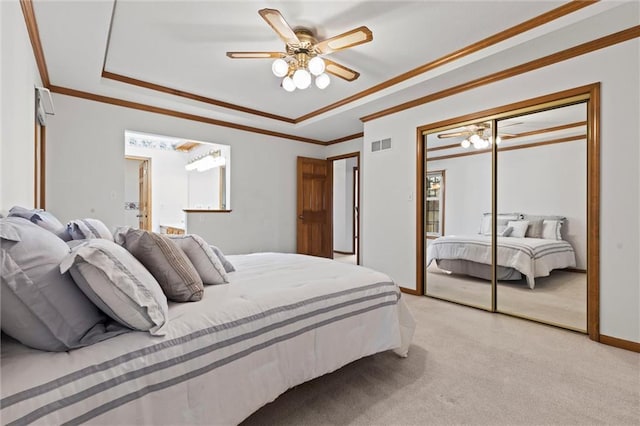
[565,267,587,273]
[333,250,355,255]
[599,334,640,353]
[400,287,420,295]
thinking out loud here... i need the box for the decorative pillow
[0,217,125,351]
[60,239,169,335]
[169,235,228,285]
[211,245,235,273]
[120,229,204,302]
[480,213,521,235]
[498,226,513,237]
[542,219,563,240]
[8,206,71,241]
[507,220,530,238]
[67,218,113,241]
[525,220,544,238]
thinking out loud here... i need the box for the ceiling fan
[226,8,373,91]
[438,122,521,149]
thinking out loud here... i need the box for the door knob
[298,215,304,220]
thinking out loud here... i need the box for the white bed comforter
[1,253,415,426]
[426,235,576,289]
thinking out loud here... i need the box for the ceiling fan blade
[437,131,471,139]
[226,52,286,59]
[258,8,300,46]
[323,59,360,81]
[314,26,373,54]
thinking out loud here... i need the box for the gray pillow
[0,217,126,351]
[211,245,235,273]
[8,206,71,241]
[523,215,566,238]
[169,234,228,285]
[67,218,113,241]
[120,229,204,302]
[60,239,169,335]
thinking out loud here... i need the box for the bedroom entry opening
[124,131,231,235]
[417,84,600,337]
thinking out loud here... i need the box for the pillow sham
[507,220,530,238]
[8,206,71,241]
[169,234,228,285]
[542,219,563,240]
[60,239,169,335]
[211,245,235,273]
[120,229,204,302]
[67,218,113,241]
[0,217,125,351]
[523,215,566,238]
[498,226,513,237]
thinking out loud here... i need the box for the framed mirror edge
[415,82,600,340]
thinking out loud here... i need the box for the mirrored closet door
[419,85,598,335]
[424,121,493,310]
[496,103,587,332]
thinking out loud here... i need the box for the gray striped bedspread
[426,235,576,289]
[1,253,415,425]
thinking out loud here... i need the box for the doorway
[124,156,151,231]
[329,153,360,265]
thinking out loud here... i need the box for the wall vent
[381,138,392,150]
[371,138,391,152]
[371,140,381,152]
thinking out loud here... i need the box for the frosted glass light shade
[293,69,311,89]
[308,56,325,76]
[282,76,296,92]
[461,139,471,148]
[315,73,330,89]
[272,58,288,77]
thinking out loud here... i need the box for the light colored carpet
[242,295,639,425]
[427,264,586,331]
[333,252,357,265]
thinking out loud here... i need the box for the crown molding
[325,132,364,146]
[361,25,640,122]
[19,0,50,87]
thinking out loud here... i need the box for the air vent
[381,138,391,150]
[371,140,381,152]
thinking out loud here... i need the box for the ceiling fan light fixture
[272,58,289,77]
[282,76,296,92]
[308,56,325,76]
[293,68,311,89]
[315,73,330,89]
[461,139,471,149]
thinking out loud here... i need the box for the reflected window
[426,170,445,238]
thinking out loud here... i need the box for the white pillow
[542,219,563,240]
[499,226,513,237]
[60,239,169,335]
[67,218,113,241]
[169,234,228,285]
[507,220,530,238]
[480,213,521,235]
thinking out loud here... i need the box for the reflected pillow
[507,220,529,238]
[120,229,204,302]
[169,234,228,285]
[523,215,565,238]
[499,226,513,237]
[542,219,563,240]
[61,239,169,335]
[67,218,113,241]
[8,206,71,241]
[480,213,521,235]
[1,217,125,351]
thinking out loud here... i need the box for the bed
[426,234,576,289]
[1,252,415,425]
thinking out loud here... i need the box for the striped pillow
[120,229,204,302]
[169,234,228,285]
[67,218,113,241]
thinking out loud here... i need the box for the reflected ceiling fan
[226,8,373,91]
[438,122,520,149]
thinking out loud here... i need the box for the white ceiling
[31,1,631,143]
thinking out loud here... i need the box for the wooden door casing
[297,157,332,258]
[138,160,151,231]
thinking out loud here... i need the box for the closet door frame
[415,83,600,340]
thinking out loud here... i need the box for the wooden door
[297,157,332,258]
[138,160,151,230]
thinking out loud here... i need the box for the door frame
[125,155,152,231]
[328,152,361,265]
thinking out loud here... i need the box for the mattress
[427,235,576,289]
[1,253,415,426]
